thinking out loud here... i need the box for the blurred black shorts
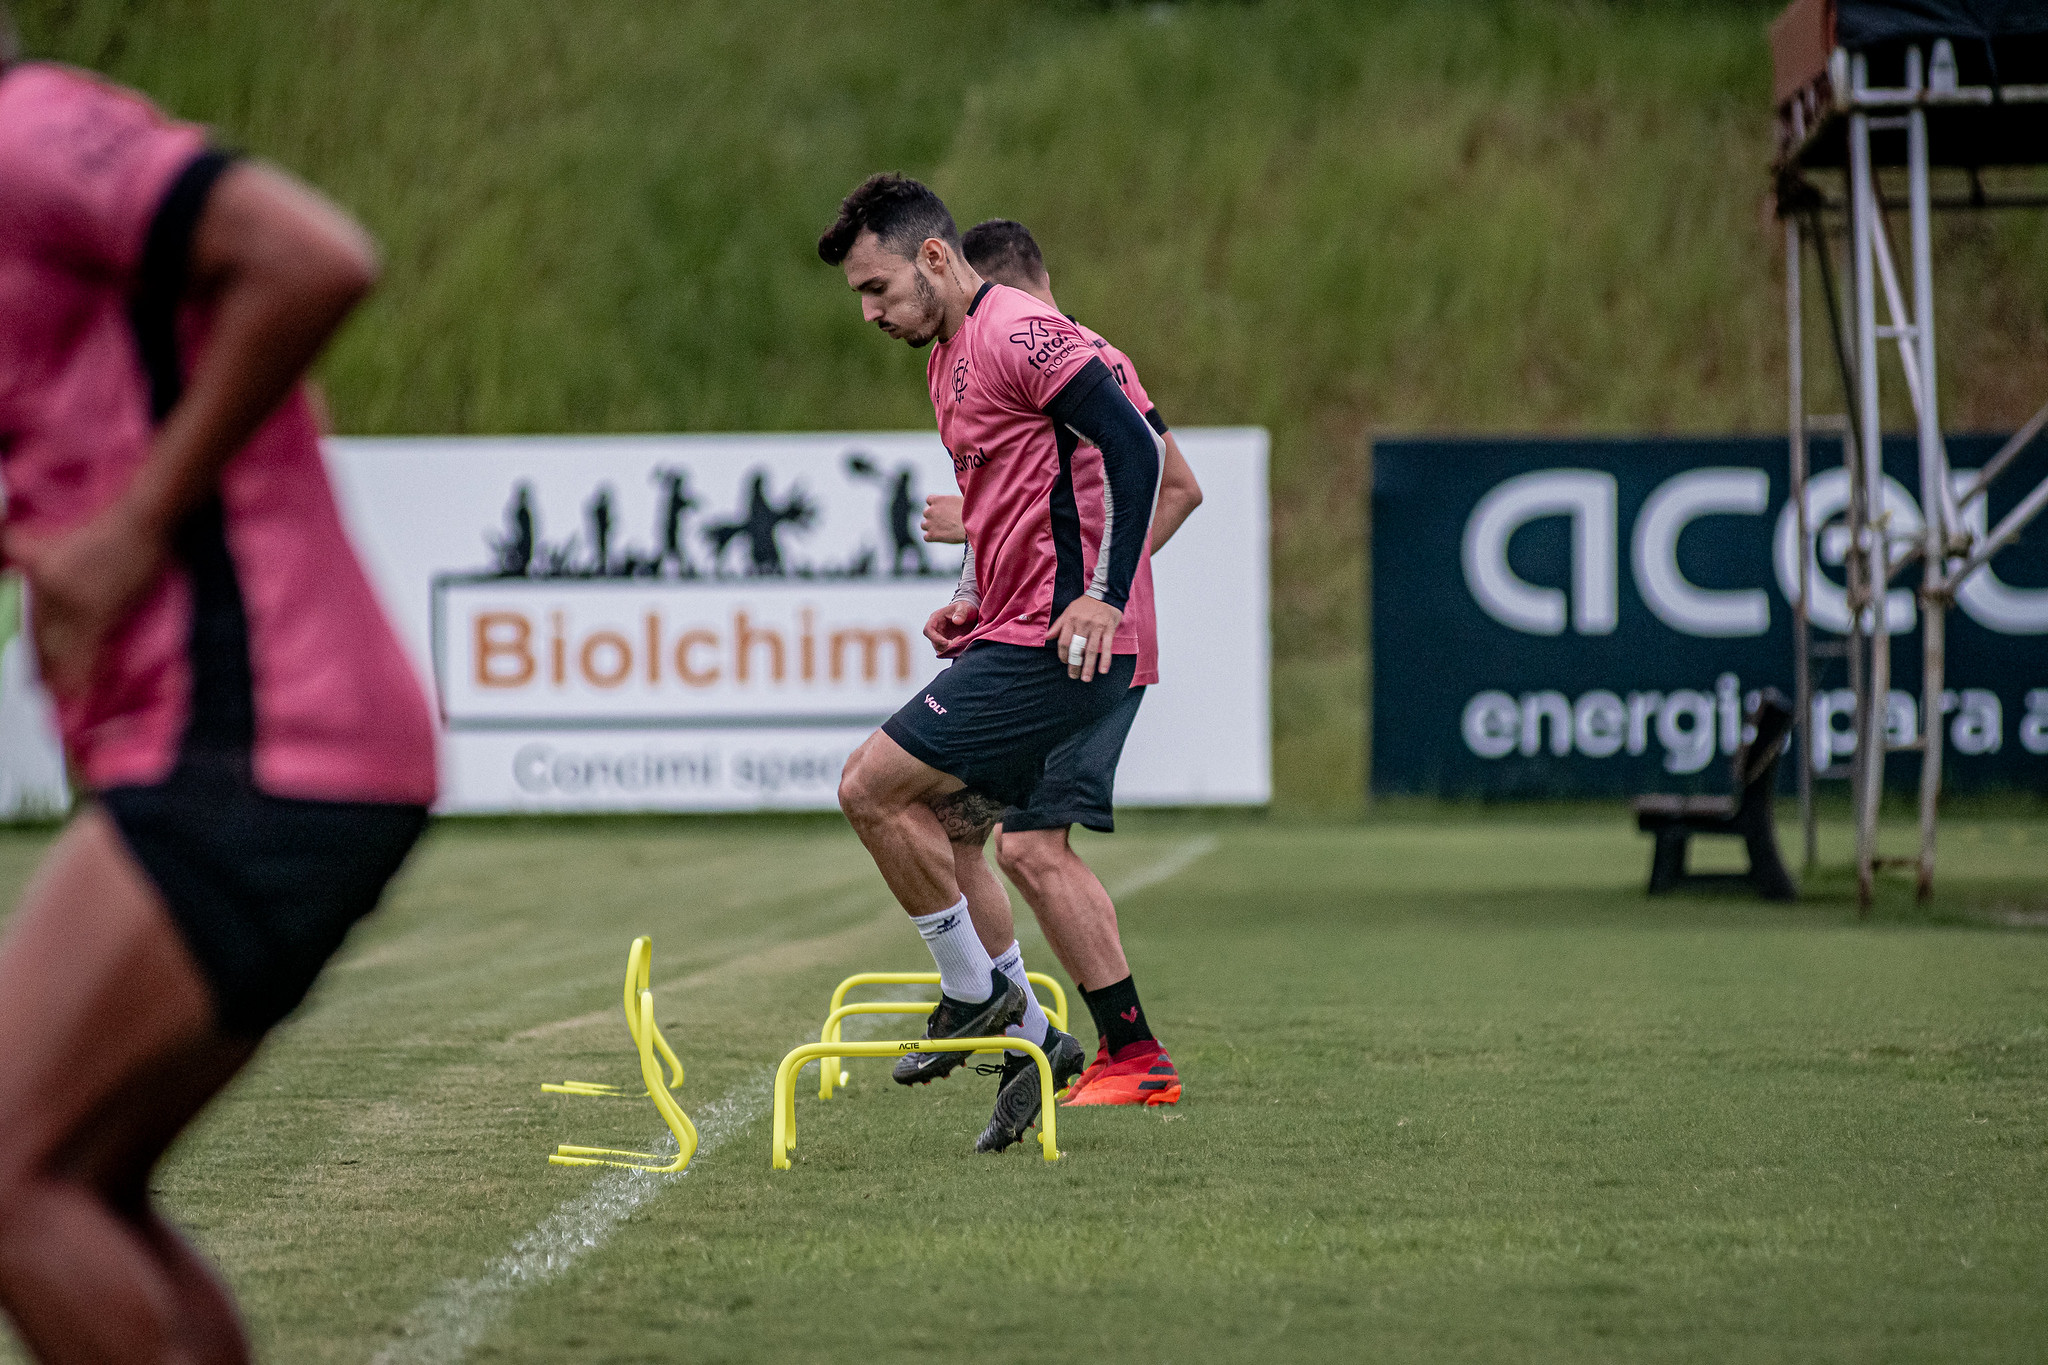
[102,754,427,1036]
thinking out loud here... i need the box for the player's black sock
[1082,975,1154,1054]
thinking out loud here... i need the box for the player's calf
[994,827,1129,988]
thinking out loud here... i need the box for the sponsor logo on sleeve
[1008,318,1084,375]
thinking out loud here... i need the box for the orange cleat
[1060,1038,1112,1101]
[1059,1040,1178,1106]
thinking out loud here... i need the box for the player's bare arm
[1151,431,1203,550]
[6,163,377,697]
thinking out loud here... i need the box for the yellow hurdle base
[772,1037,1060,1170]
[549,989,698,1173]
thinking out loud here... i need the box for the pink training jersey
[0,63,436,804]
[925,282,1158,679]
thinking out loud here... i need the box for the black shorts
[1002,684,1145,834]
[102,755,427,1037]
[881,642,1140,813]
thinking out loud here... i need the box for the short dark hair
[818,173,960,266]
[961,219,1047,286]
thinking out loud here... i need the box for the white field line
[370,995,927,1365]
[370,837,1215,1364]
[368,1072,769,1365]
[1108,834,1218,901]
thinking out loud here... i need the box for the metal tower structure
[1771,0,2048,909]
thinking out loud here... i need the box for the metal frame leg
[1849,81,1889,913]
[1786,216,1817,871]
[1907,83,1946,903]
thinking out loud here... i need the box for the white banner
[325,431,1269,813]
[0,576,69,821]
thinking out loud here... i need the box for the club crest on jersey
[951,358,970,403]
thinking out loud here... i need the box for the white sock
[993,940,1050,1053]
[912,896,995,1002]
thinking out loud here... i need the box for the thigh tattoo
[927,789,1004,846]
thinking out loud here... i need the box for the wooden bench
[1631,689,1797,901]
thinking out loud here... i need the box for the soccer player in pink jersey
[918,218,1200,1107]
[0,45,435,1364]
[820,174,1165,1152]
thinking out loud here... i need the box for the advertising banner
[1372,435,2048,797]
[327,431,1270,813]
[0,575,69,820]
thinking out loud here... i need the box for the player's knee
[836,762,874,825]
[836,746,890,829]
[997,829,1066,886]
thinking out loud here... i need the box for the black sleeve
[1145,407,1168,435]
[1043,355,1161,612]
[129,148,241,422]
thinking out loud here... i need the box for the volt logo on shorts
[924,694,947,715]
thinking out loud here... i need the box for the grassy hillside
[18,0,2048,811]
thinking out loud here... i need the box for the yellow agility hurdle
[543,936,697,1173]
[544,936,683,1099]
[772,1037,1060,1170]
[815,970,1068,1098]
[814,1002,943,1099]
[551,989,699,1173]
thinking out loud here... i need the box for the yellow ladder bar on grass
[816,970,1068,1097]
[772,1037,1060,1170]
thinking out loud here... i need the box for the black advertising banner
[1371,436,2048,797]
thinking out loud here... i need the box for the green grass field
[21,0,2048,811]
[2,810,2045,1362]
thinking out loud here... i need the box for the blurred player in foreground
[820,174,1163,1150]
[920,219,1197,1106]
[0,41,435,1363]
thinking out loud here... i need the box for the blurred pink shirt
[0,63,436,804]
